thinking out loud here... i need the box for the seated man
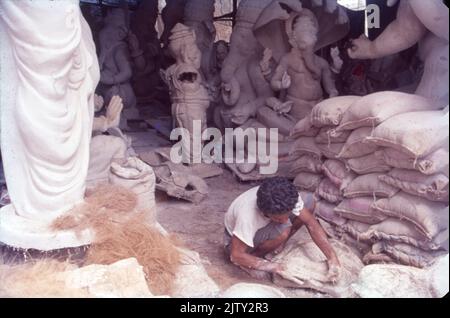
[224,177,341,281]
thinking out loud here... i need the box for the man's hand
[326,259,342,283]
[348,34,376,59]
[273,243,286,256]
[256,259,285,274]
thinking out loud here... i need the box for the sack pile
[289,92,449,268]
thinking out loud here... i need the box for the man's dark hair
[256,177,298,215]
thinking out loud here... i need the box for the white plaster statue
[163,24,210,164]
[0,0,99,250]
[348,0,449,108]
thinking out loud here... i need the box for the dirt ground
[155,168,326,298]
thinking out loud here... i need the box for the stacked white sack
[288,92,449,268]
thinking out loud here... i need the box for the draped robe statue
[0,0,99,250]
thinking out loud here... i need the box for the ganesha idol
[218,0,349,175]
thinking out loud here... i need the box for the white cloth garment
[224,186,304,248]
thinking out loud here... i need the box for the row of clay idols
[93,0,346,130]
[91,0,448,133]
[164,0,448,177]
[92,0,352,133]
[90,0,219,130]
[161,0,350,176]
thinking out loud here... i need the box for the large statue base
[0,205,94,251]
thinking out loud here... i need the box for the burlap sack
[338,127,379,159]
[339,232,373,259]
[360,218,449,251]
[335,197,387,225]
[289,155,323,175]
[365,110,449,158]
[293,172,323,192]
[290,137,322,160]
[310,96,360,127]
[335,91,436,132]
[380,147,449,176]
[346,152,392,175]
[342,220,373,241]
[319,220,371,257]
[272,240,364,297]
[379,169,449,203]
[371,242,447,268]
[361,252,395,265]
[316,178,343,204]
[316,142,345,159]
[351,263,432,297]
[371,192,449,240]
[314,200,347,226]
[315,128,351,144]
[290,117,320,138]
[356,254,449,297]
[343,173,399,198]
[317,218,343,240]
[322,159,356,191]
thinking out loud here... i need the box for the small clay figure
[163,24,210,164]
[257,9,339,136]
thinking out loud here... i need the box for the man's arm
[299,208,339,262]
[298,207,341,281]
[348,0,427,60]
[229,235,282,273]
